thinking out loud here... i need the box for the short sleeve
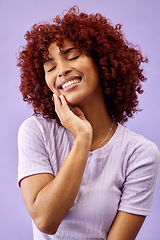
[118,141,160,216]
[17,118,54,187]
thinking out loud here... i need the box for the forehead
[48,38,75,57]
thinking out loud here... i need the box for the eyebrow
[44,47,77,64]
[62,47,77,55]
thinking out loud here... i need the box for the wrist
[74,134,92,149]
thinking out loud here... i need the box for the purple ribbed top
[18,116,160,240]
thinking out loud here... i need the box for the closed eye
[68,56,79,61]
[48,66,56,72]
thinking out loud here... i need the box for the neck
[77,92,114,150]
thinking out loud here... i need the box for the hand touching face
[53,94,93,141]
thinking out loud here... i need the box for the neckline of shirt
[66,122,124,156]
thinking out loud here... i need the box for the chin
[66,99,81,107]
[65,95,84,107]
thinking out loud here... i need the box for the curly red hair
[17,5,147,123]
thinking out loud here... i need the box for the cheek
[89,63,100,81]
[45,76,60,96]
[84,65,100,82]
[45,78,52,91]
[45,75,55,90]
[78,59,99,77]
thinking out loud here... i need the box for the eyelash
[48,66,56,72]
[48,55,79,72]
[68,55,79,61]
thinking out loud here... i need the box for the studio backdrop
[0,0,159,239]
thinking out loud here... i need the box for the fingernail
[52,94,56,101]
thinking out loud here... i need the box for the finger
[59,95,68,107]
[53,94,62,107]
[53,94,63,117]
[54,94,72,121]
[73,107,86,119]
[59,95,72,114]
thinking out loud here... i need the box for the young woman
[17,6,160,240]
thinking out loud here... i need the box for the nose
[58,61,72,77]
[58,69,71,77]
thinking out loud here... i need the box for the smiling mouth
[62,79,81,89]
[58,76,82,90]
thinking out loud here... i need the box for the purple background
[0,0,159,239]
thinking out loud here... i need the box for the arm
[107,137,160,240]
[20,94,93,235]
[107,211,145,240]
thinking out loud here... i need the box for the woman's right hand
[20,94,93,235]
[53,94,93,142]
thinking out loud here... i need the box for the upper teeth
[62,79,80,89]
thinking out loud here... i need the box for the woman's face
[43,38,102,106]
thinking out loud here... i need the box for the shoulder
[18,116,64,137]
[19,116,58,131]
[118,123,160,170]
[18,116,72,151]
[118,123,159,154]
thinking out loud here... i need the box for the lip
[62,82,81,92]
[57,76,82,89]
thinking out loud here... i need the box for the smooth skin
[20,39,146,238]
